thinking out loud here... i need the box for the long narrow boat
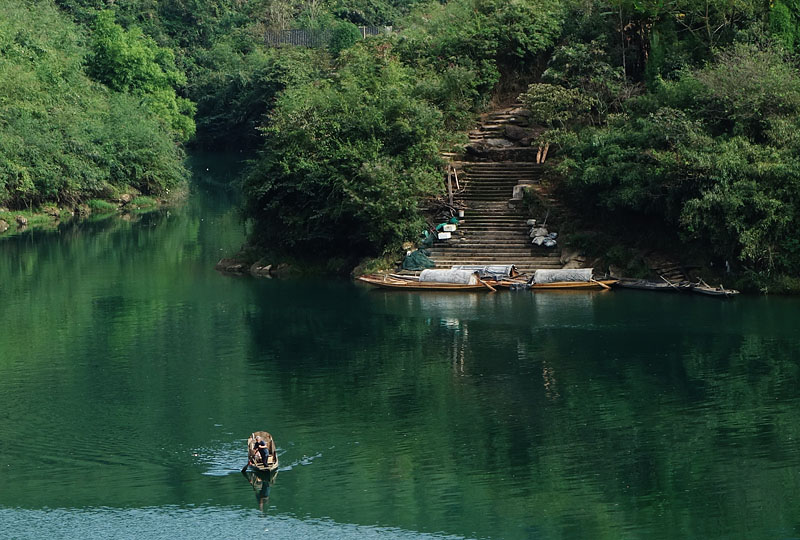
[507,268,618,290]
[531,279,618,290]
[691,281,740,298]
[614,278,691,292]
[246,431,279,473]
[357,274,491,291]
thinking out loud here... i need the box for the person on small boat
[254,435,270,466]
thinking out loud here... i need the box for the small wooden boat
[614,278,691,292]
[531,279,618,290]
[246,431,279,473]
[691,279,740,298]
[357,273,493,291]
[525,268,617,290]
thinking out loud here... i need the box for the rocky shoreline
[0,191,183,237]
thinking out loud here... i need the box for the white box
[442,224,457,232]
[437,232,452,240]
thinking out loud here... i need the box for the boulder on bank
[42,206,60,218]
[0,220,8,233]
[215,257,248,274]
[272,263,297,277]
[483,138,515,148]
[15,215,27,226]
[504,125,530,141]
[250,260,273,278]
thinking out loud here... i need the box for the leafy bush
[88,199,118,213]
[243,45,444,258]
[328,20,362,55]
[558,43,800,275]
[0,0,186,208]
[87,10,195,141]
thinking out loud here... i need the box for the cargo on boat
[357,270,494,291]
[528,268,617,290]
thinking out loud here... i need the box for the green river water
[2,155,800,539]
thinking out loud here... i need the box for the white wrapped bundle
[420,269,480,284]
[451,265,518,278]
[533,268,593,284]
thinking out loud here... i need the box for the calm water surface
[2,155,800,539]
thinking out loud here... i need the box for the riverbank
[0,189,187,239]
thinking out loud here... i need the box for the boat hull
[248,459,279,473]
[357,275,489,291]
[531,279,618,290]
[692,286,739,297]
[614,279,691,292]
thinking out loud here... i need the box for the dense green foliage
[11,0,800,284]
[0,0,185,209]
[517,1,800,286]
[243,46,444,256]
[87,10,195,141]
[242,0,566,259]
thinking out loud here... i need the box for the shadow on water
[242,469,278,512]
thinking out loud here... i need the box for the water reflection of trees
[243,289,800,538]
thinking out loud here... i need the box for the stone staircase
[428,105,565,276]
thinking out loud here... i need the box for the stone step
[461,165,540,170]
[462,195,516,200]
[432,242,552,248]
[456,225,530,230]
[463,181,522,186]
[431,251,561,259]
[462,188,518,192]
[462,203,517,208]
[464,171,540,175]
[462,167,540,172]
[432,256,562,263]
[461,218,527,222]
[432,257,561,264]
[453,224,529,228]
[432,261,563,269]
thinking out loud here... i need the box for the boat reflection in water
[242,469,278,511]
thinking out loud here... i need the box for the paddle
[241,433,256,472]
[480,279,497,292]
[591,278,611,290]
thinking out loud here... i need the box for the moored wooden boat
[524,268,617,290]
[531,279,618,290]
[357,273,492,291]
[691,280,740,298]
[614,278,691,292]
[246,431,279,473]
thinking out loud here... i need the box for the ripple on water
[195,439,325,476]
[0,507,482,540]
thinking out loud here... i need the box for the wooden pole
[591,278,611,290]
[480,279,497,292]
[659,275,679,291]
[447,170,453,206]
